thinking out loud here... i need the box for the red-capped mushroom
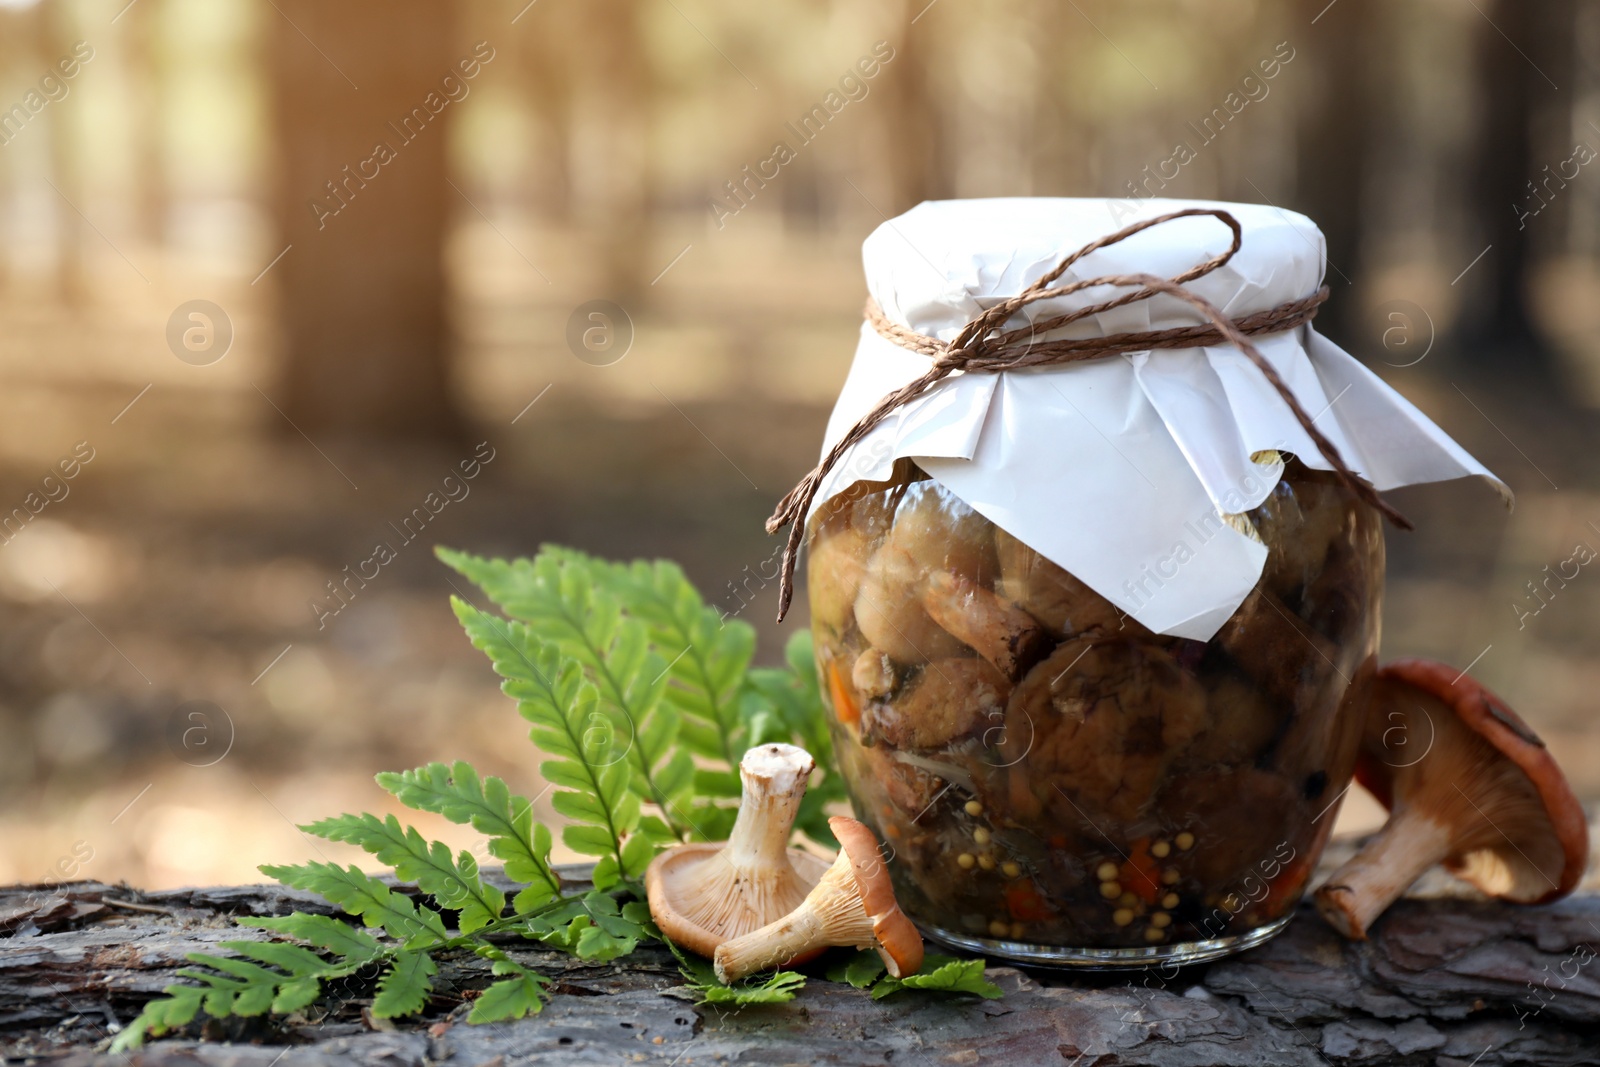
[645,744,830,956]
[713,816,924,983]
[1314,659,1588,940]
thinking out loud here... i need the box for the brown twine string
[765,207,1412,623]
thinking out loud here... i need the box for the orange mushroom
[1314,659,1588,940]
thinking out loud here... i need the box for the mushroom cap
[646,842,832,958]
[1360,658,1587,904]
[829,816,924,977]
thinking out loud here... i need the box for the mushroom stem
[714,859,869,982]
[1314,811,1453,940]
[722,744,815,871]
[713,817,923,984]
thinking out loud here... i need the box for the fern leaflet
[376,761,562,910]
[302,813,507,933]
[372,950,438,1018]
[260,862,449,948]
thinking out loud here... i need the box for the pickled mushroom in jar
[1000,636,1209,826]
[807,476,903,641]
[995,528,1141,639]
[862,657,1010,750]
[1183,669,1283,769]
[855,486,999,667]
[805,456,1383,955]
[922,570,1050,680]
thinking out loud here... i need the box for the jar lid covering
[816,197,1508,640]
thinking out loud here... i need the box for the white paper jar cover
[813,197,1509,640]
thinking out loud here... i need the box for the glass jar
[808,455,1383,967]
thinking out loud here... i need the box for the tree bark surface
[2,870,1597,1066]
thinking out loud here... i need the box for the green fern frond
[111,986,205,1051]
[376,761,562,911]
[237,913,382,959]
[868,955,1003,1000]
[450,597,643,888]
[260,862,448,948]
[302,813,507,934]
[599,557,757,776]
[521,892,652,962]
[438,547,693,838]
[111,919,385,1052]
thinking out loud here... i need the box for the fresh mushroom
[713,816,924,982]
[922,570,1051,680]
[1314,659,1589,940]
[645,744,831,956]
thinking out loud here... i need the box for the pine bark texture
[3,866,1597,1066]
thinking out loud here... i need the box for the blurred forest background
[2,0,1599,889]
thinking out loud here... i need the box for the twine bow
[766,207,1411,622]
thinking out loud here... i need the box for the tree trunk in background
[1289,0,1373,348]
[513,7,573,225]
[1457,0,1566,380]
[866,0,941,214]
[581,0,647,305]
[130,1,168,245]
[42,2,86,307]
[270,0,462,438]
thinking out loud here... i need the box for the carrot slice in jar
[1119,839,1163,905]
[1005,881,1051,922]
[827,660,861,727]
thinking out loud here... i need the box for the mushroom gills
[1313,664,1588,940]
[645,743,831,957]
